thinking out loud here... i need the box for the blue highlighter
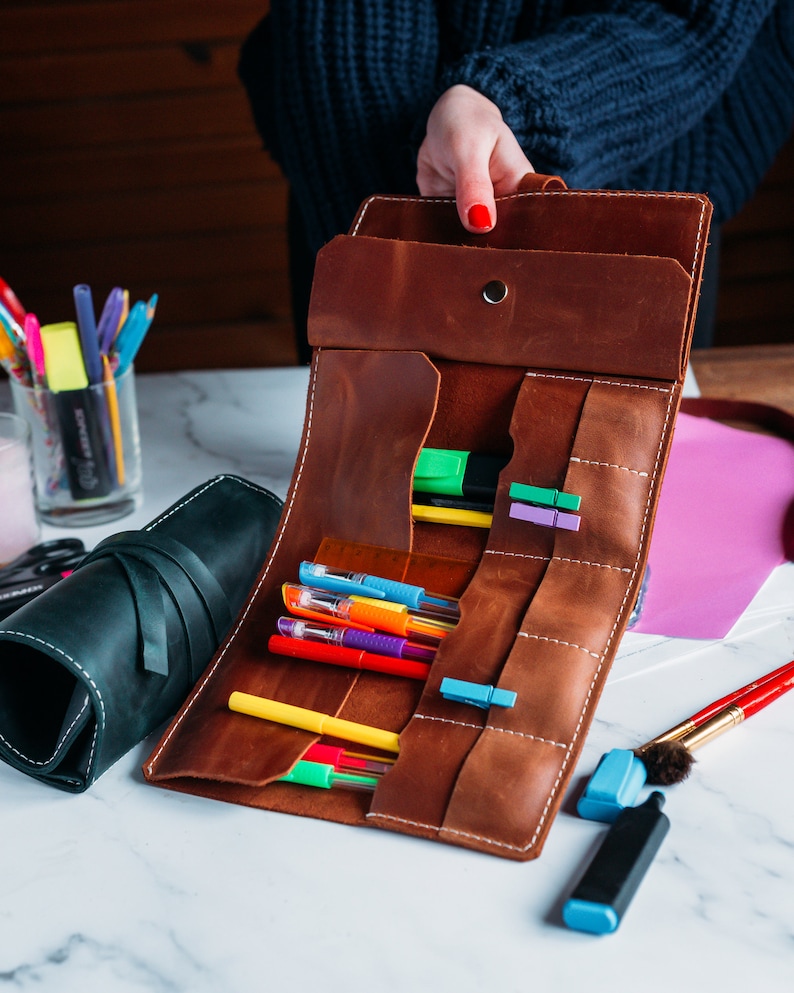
[577,748,647,822]
[563,792,670,935]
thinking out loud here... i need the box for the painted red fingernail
[467,204,492,229]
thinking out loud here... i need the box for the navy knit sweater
[240,1,794,258]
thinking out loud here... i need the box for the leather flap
[310,236,692,380]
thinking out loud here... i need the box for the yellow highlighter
[228,692,401,754]
[411,503,493,529]
[39,322,88,391]
[39,321,113,499]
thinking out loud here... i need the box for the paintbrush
[636,659,794,785]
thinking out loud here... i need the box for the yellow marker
[102,354,125,485]
[228,692,401,754]
[411,504,493,529]
[39,322,88,391]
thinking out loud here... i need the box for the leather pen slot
[438,375,681,857]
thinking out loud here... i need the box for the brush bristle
[637,741,696,785]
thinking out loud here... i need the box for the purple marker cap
[509,502,580,532]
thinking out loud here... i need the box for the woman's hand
[416,85,534,232]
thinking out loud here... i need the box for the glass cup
[0,411,41,564]
[9,365,143,526]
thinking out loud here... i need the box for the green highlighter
[413,448,508,502]
[414,447,582,512]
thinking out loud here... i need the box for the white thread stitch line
[365,812,441,832]
[485,726,567,748]
[412,714,484,733]
[484,549,630,574]
[145,352,323,772]
[0,693,90,767]
[525,371,672,395]
[0,632,104,774]
[145,475,281,532]
[484,549,550,564]
[354,191,709,285]
[569,456,649,477]
[365,811,545,854]
[517,632,601,659]
[413,708,567,746]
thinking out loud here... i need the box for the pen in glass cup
[281,583,454,642]
[298,561,460,620]
[276,617,437,662]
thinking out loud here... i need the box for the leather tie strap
[78,531,233,679]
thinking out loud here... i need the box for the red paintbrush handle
[735,663,794,718]
[691,659,794,725]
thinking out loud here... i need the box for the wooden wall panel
[0,0,297,370]
[715,131,794,347]
[0,1,791,375]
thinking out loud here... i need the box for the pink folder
[632,411,794,639]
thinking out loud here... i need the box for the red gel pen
[304,743,394,777]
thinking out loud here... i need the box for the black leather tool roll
[0,475,283,792]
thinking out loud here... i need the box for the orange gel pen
[281,584,453,643]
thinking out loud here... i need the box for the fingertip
[467,203,493,230]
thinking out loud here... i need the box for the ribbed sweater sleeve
[239,1,793,249]
[440,2,782,196]
[249,0,440,251]
[621,4,794,221]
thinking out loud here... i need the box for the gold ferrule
[678,705,744,752]
[640,719,697,750]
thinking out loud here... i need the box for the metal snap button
[482,280,508,304]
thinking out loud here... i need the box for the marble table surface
[1,367,793,992]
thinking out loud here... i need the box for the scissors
[0,538,87,619]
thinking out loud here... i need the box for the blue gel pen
[298,561,460,619]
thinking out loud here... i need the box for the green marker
[279,760,378,792]
[413,448,508,501]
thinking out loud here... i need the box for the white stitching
[144,353,323,772]
[0,632,104,775]
[516,632,601,659]
[484,549,631,574]
[412,714,483,732]
[525,371,672,394]
[569,456,649,477]
[411,714,567,749]
[486,726,567,748]
[144,474,282,532]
